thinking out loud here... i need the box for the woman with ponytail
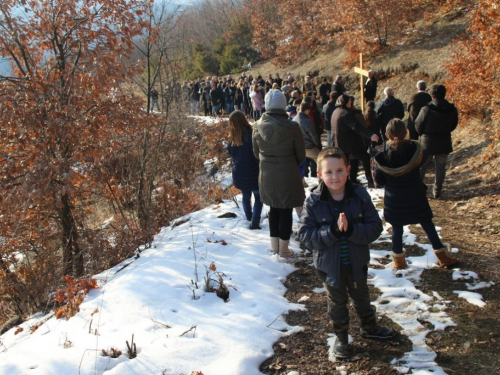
[373,119,457,269]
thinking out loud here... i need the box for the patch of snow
[453,291,486,307]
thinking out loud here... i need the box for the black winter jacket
[210,88,223,106]
[415,99,458,155]
[322,100,337,131]
[374,96,404,135]
[298,181,382,288]
[364,77,377,102]
[374,141,432,226]
[331,107,374,156]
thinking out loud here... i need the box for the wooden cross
[354,53,370,112]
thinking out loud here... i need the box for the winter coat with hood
[374,96,404,133]
[293,112,321,150]
[331,106,374,155]
[252,108,306,208]
[415,99,458,155]
[374,141,433,226]
[298,181,382,288]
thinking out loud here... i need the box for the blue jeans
[226,102,234,114]
[253,110,261,122]
[241,190,263,221]
[212,104,221,117]
[391,221,444,253]
[150,99,160,112]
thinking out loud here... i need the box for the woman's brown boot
[434,243,458,268]
[392,249,407,269]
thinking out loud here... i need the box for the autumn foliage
[247,0,418,65]
[446,0,500,127]
[54,276,98,319]
[0,1,233,326]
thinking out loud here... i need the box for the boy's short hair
[317,147,349,169]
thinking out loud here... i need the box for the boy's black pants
[316,265,375,324]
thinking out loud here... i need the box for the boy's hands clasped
[332,212,353,238]
[337,212,349,232]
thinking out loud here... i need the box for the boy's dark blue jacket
[298,180,382,288]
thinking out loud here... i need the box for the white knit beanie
[265,89,287,111]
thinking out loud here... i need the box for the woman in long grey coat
[252,89,306,257]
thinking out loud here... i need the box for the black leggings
[269,207,293,241]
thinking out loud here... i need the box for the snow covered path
[0,178,493,375]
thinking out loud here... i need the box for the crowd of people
[155,72,460,360]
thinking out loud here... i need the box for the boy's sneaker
[361,325,395,339]
[332,321,350,359]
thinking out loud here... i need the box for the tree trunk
[137,130,149,231]
[61,193,83,276]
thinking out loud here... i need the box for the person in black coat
[227,110,262,230]
[416,84,458,198]
[331,95,379,187]
[209,82,223,117]
[374,87,405,143]
[363,70,377,102]
[407,81,432,140]
[318,78,332,106]
[332,75,346,96]
[374,119,457,269]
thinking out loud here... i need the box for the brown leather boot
[434,243,458,268]
[392,249,407,269]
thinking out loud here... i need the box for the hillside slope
[254,5,500,374]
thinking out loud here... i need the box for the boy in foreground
[298,147,394,359]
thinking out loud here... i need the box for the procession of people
[149,70,459,360]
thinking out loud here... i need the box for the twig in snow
[180,324,197,338]
[267,310,287,328]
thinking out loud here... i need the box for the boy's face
[317,157,350,195]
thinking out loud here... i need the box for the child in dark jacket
[227,110,262,230]
[298,147,394,359]
[373,119,458,269]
